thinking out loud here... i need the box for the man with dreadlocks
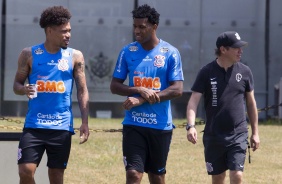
[110,4,184,184]
[13,6,89,184]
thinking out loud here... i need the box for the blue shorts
[203,132,248,175]
[18,128,72,169]
[122,125,172,175]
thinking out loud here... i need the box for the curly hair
[39,6,71,28]
[132,4,160,25]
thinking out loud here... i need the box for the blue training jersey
[113,39,184,130]
[24,43,75,133]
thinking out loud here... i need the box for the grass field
[0,117,282,183]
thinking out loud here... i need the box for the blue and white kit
[24,43,75,133]
[113,40,184,130]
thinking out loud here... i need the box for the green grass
[0,118,282,183]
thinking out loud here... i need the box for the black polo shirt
[191,60,254,135]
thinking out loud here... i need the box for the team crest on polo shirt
[154,55,165,68]
[236,73,242,82]
[58,59,69,71]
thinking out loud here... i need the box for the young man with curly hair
[13,6,89,184]
[110,4,184,184]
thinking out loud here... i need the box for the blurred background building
[0,0,281,120]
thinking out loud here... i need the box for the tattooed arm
[73,49,89,144]
[13,47,32,96]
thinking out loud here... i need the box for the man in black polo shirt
[186,31,260,184]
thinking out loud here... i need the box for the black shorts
[122,125,172,175]
[18,128,72,169]
[203,132,248,175]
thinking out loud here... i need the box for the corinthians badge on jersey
[154,55,165,68]
[58,59,69,71]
